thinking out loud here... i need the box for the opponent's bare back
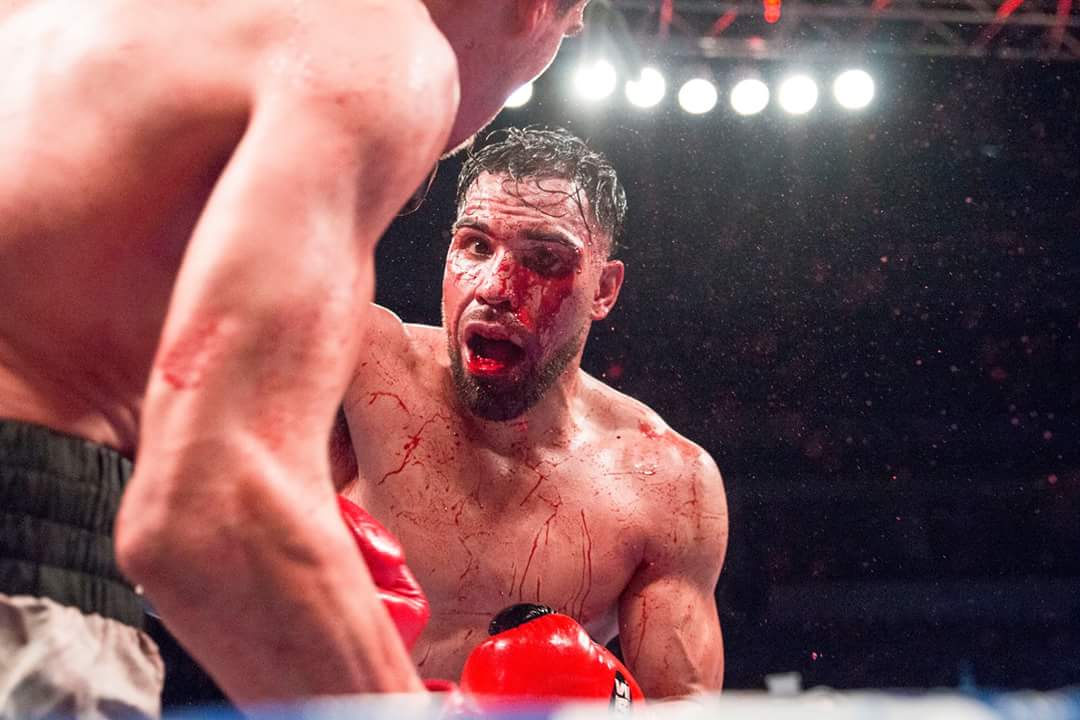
[0,0,450,454]
[1,0,459,702]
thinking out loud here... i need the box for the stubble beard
[447,331,585,422]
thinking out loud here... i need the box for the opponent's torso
[0,0,316,452]
[344,324,684,681]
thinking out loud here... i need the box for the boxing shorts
[0,419,163,718]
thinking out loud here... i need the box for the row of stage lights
[504,63,876,116]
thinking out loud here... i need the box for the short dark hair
[456,126,627,256]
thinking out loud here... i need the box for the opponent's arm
[115,21,458,704]
[617,449,728,698]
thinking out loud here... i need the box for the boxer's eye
[461,235,493,258]
[527,249,573,277]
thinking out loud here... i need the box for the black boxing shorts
[0,419,163,717]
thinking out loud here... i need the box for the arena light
[730,78,770,116]
[503,82,534,109]
[763,0,782,23]
[574,59,617,101]
[678,78,718,115]
[833,69,875,110]
[625,67,666,108]
[778,74,818,115]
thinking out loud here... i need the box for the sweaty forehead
[458,172,594,240]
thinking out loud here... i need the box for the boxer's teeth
[470,335,524,364]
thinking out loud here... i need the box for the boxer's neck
[458,363,584,455]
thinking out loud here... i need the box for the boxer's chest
[352,414,651,632]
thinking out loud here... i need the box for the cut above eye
[528,251,570,275]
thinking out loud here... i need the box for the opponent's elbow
[114,455,252,594]
[114,480,200,594]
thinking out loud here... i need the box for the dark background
[155,51,1080,706]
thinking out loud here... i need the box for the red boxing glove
[336,495,430,649]
[460,604,644,711]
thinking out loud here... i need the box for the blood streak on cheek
[513,265,575,333]
[516,304,534,330]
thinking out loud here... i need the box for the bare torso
[2,0,489,701]
[342,313,703,681]
[0,0,303,453]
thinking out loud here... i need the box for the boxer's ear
[591,259,624,320]
[513,0,555,34]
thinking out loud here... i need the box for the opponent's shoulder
[255,0,458,134]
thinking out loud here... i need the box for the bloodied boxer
[338,127,729,698]
[0,0,592,713]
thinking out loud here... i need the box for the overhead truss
[605,0,1080,62]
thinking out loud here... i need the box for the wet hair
[456,126,627,257]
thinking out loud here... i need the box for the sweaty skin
[1,0,595,706]
[340,174,729,697]
[0,0,460,703]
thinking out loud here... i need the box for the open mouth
[465,333,525,374]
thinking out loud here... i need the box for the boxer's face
[443,172,622,421]
[443,0,590,154]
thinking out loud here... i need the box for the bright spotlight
[678,78,718,115]
[778,74,818,115]
[503,83,533,109]
[730,78,770,116]
[833,69,875,110]
[625,67,666,108]
[574,59,617,101]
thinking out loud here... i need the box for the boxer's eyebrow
[523,228,580,251]
[452,218,489,235]
[453,219,579,251]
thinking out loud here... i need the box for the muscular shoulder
[581,373,705,467]
[254,0,458,138]
[344,306,444,404]
[583,374,728,569]
[349,305,419,378]
[11,0,457,135]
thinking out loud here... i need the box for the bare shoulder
[246,0,459,223]
[344,307,445,403]
[349,305,419,378]
[362,305,448,367]
[253,0,458,134]
[366,304,415,354]
[582,373,728,560]
[582,373,718,472]
[3,0,457,122]
[402,320,447,360]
